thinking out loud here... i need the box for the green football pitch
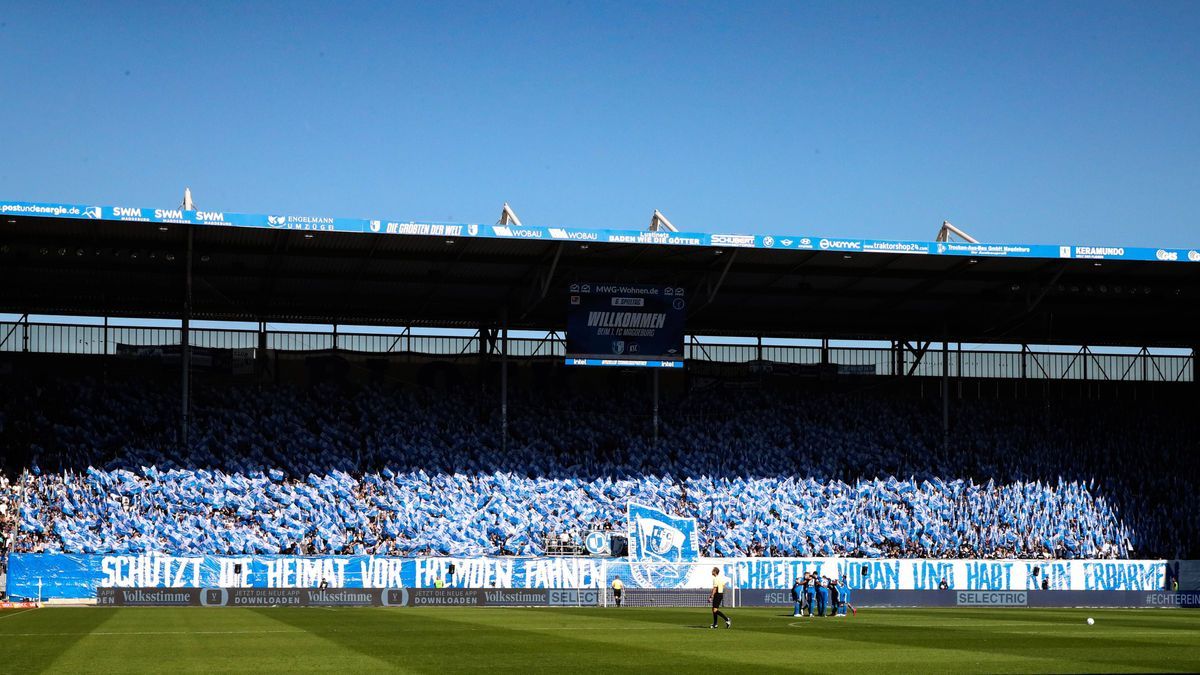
[1,606,1197,673]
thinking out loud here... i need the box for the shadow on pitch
[251,607,736,672]
[0,607,123,672]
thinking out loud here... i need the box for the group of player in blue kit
[791,572,857,617]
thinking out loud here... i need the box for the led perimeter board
[565,283,686,368]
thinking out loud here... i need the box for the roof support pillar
[102,315,110,383]
[500,309,508,453]
[935,220,979,243]
[904,341,931,376]
[498,203,522,226]
[519,243,564,320]
[652,368,660,446]
[257,321,269,379]
[181,224,193,450]
[689,250,738,318]
[648,210,678,232]
[476,324,489,394]
[15,313,29,353]
[1192,346,1198,390]
[942,330,950,456]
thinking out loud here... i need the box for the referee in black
[709,567,731,628]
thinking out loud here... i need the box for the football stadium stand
[1,371,1194,560]
[0,198,1196,594]
[0,471,14,575]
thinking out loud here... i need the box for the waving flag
[627,502,699,563]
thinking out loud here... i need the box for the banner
[405,588,600,607]
[721,558,1167,594]
[7,554,1166,600]
[566,284,685,364]
[3,199,1198,264]
[89,586,1200,609]
[626,503,700,563]
[94,587,602,607]
[739,589,1200,609]
[97,588,203,606]
[115,344,255,374]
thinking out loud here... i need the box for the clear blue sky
[0,1,1196,247]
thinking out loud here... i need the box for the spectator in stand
[0,377,1194,560]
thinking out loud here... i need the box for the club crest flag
[627,503,699,562]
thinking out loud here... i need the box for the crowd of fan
[12,469,1128,560]
[0,472,17,574]
[1,375,1194,559]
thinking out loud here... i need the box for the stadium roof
[1,199,1198,346]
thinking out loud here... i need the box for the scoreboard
[565,283,685,368]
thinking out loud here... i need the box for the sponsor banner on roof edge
[1,199,1196,262]
[862,240,931,254]
[8,554,1167,600]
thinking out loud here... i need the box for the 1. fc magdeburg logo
[630,562,692,589]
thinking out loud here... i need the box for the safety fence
[0,320,1193,382]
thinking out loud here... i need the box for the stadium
[0,196,1197,672]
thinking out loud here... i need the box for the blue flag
[627,502,699,562]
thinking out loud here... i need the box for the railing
[1,471,29,574]
[0,321,1193,382]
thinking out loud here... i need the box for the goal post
[599,561,740,608]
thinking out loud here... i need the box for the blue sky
[0,1,1196,247]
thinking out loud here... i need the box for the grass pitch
[1,606,1197,673]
